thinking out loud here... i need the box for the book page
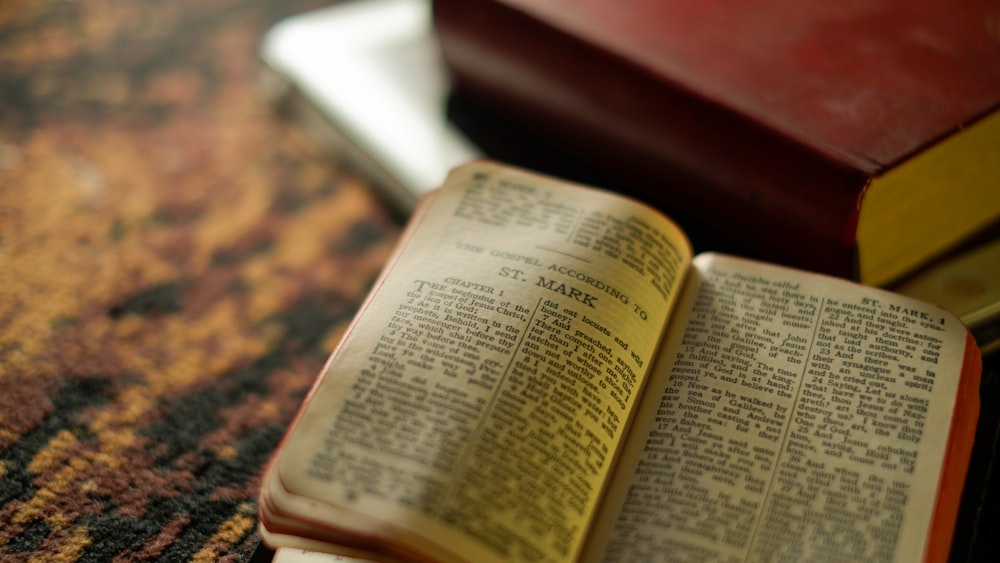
[272,162,692,562]
[592,253,972,563]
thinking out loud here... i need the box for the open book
[258,161,982,562]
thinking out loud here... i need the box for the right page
[588,253,980,563]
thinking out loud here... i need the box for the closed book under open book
[433,0,1000,286]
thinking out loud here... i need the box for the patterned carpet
[0,1,401,560]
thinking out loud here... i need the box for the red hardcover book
[433,0,1000,285]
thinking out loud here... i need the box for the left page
[260,161,693,562]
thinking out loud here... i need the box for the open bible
[257,161,982,562]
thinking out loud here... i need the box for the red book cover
[433,0,1000,284]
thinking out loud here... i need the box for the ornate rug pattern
[0,1,400,560]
